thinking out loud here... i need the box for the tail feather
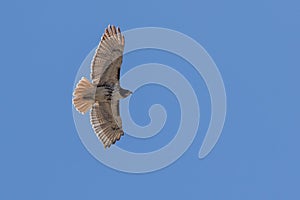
[73,77,96,114]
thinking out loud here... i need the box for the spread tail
[72,77,96,114]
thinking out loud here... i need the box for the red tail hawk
[73,25,132,148]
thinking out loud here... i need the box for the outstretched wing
[90,101,124,148]
[90,25,125,85]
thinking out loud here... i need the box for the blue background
[1,0,299,199]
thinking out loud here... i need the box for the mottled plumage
[73,25,132,148]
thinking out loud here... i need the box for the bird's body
[73,25,132,148]
[94,84,131,103]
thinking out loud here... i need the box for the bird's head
[120,88,132,98]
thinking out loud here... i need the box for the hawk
[73,25,132,148]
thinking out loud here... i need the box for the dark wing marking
[90,101,124,148]
[90,25,125,85]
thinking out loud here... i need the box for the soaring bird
[73,25,132,148]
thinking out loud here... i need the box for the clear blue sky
[1,0,299,199]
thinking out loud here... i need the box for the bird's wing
[111,100,122,129]
[90,25,125,85]
[90,101,124,148]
